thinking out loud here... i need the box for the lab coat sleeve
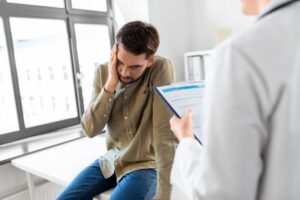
[171,40,270,200]
[171,138,203,198]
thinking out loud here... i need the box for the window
[0,19,19,135]
[0,1,114,144]
[7,0,64,8]
[10,18,77,127]
[74,24,111,109]
[71,0,107,12]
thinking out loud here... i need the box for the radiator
[1,181,63,200]
[1,181,112,200]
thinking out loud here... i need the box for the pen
[194,135,202,145]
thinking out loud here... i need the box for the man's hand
[169,110,195,141]
[104,44,119,93]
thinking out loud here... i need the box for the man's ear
[147,55,156,67]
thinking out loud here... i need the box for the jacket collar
[258,0,299,18]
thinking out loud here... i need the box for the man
[170,0,300,199]
[57,21,177,200]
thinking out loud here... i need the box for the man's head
[115,21,159,84]
[241,0,271,15]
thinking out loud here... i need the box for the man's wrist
[104,81,117,93]
[104,85,115,94]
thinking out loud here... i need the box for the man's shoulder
[97,62,109,71]
[92,62,109,85]
[151,56,173,74]
[154,55,171,66]
[96,62,109,75]
[146,55,174,85]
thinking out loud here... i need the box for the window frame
[0,0,114,144]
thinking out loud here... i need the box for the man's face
[116,44,154,85]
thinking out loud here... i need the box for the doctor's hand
[169,110,195,141]
[105,44,119,93]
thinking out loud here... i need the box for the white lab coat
[171,0,300,200]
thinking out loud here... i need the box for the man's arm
[81,45,119,137]
[152,58,178,200]
[81,64,115,137]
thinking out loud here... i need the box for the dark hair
[116,21,160,58]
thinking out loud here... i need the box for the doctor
[170,0,300,199]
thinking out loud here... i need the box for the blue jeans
[56,159,157,200]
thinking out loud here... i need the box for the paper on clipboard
[155,81,205,143]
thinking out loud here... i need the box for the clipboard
[155,81,205,145]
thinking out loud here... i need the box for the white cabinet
[184,50,213,81]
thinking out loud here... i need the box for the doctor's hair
[116,21,160,58]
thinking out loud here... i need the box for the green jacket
[81,56,178,199]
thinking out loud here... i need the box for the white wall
[113,0,149,32]
[148,0,193,81]
[114,0,149,23]
[150,0,254,80]
[191,0,255,50]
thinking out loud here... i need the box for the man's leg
[110,169,157,200]
[56,159,117,200]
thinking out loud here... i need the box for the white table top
[11,135,107,187]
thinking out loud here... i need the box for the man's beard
[118,74,135,85]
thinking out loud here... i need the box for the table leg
[26,172,35,200]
